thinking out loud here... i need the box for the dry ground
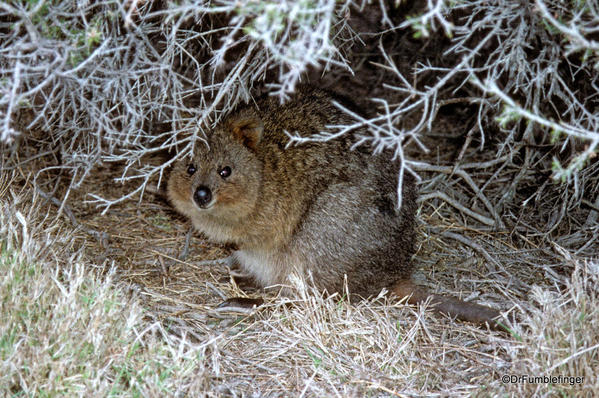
[2,123,598,396]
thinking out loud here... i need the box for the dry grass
[1,154,597,396]
[0,174,208,396]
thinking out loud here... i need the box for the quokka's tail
[392,280,511,331]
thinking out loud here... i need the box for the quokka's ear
[227,109,263,150]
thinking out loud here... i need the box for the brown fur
[168,86,506,329]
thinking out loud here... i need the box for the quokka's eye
[186,164,196,175]
[219,166,232,179]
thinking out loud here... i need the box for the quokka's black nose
[194,186,212,207]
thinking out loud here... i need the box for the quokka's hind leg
[216,297,265,311]
[392,279,510,331]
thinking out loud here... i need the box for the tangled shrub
[1,0,597,232]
